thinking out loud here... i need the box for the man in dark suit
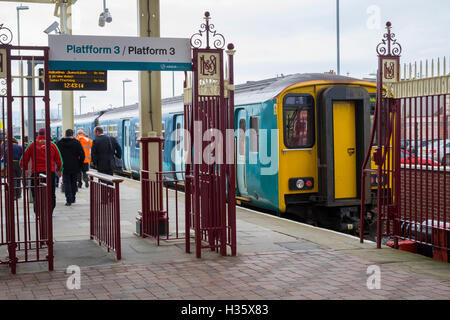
[56,129,85,206]
[91,126,122,176]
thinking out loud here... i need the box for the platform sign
[38,69,107,91]
[48,34,192,71]
[0,49,6,78]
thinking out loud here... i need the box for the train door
[123,119,131,170]
[174,115,184,180]
[333,101,357,198]
[236,109,248,196]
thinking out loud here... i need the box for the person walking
[20,128,62,214]
[91,126,121,176]
[76,129,93,188]
[57,129,85,206]
[1,137,23,200]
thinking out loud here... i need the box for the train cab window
[283,94,315,149]
[250,116,259,153]
[135,123,140,149]
[239,119,246,156]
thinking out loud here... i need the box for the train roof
[51,73,375,125]
[100,103,139,121]
[51,110,102,127]
[234,73,372,105]
[160,73,374,107]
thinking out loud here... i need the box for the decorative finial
[190,11,225,49]
[0,23,13,45]
[376,21,402,57]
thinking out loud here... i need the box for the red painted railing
[88,171,123,260]
[395,95,449,262]
[138,137,186,245]
[141,169,186,245]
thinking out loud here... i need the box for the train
[51,73,378,234]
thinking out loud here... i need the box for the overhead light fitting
[98,12,106,27]
[104,8,112,23]
[99,0,112,27]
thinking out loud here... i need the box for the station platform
[0,178,449,300]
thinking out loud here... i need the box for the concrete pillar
[137,0,162,172]
[60,0,74,133]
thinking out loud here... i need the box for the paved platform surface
[0,178,449,300]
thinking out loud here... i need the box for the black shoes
[65,202,71,206]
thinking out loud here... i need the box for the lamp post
[16,4,29,49]
[17,4,29,136]
[122,79,132,107]
[79,95,86,115]
[336,0,341,75]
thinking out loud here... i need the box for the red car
[401,149,439,166]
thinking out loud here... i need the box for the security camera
[43,21,60,34]
[98,12,106,27]
[104,8,112,23]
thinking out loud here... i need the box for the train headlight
[296,179,305,190]
[289,177,314,191]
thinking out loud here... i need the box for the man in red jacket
[20,128,63,213]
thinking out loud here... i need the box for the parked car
[420,139,450,165]
[401,139,429,155]
[401,149,439,166]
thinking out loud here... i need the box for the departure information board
[38,69,107,91]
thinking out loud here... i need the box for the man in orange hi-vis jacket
[76,129,93,188]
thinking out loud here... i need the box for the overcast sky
[0,0,449,116]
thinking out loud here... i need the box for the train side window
[239,119,246,156]
[283,94,315,149]
[135,123,140,149]
[250,116,259,153]
[109,125,118,138]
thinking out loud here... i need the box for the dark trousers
[13,161,22,199]
[98,169,113,185]
[63,173,79,204]
[77,163,89,185]
[31,172,57,213]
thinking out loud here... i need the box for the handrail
[138,137,164,143]
[87,171,124,184]
[141,170,185,175]
[88,170,122,260]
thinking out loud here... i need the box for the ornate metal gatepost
[184,12,237,258]
[0,23,16,274]
[376,22,402,249]
[361,22,402,248]
[0,23,54,274]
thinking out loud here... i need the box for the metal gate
[184,12,237,258]
[0,25,54,274]
[361,22,450,262]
